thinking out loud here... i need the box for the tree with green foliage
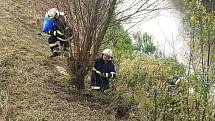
[112,0,215,120]
[102,21,133,53]
[46,0,167,90]
[116,54,187,120]
[133,31,156,54]
[183,0,215,120]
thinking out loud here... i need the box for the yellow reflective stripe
[91,86,100,90]
[57,35,73,42]
[56,30,63,35]
[105,73,109,78]
[53,31,57,36]
[93,67,101,75]
[49,43,58,47]
[93,67,97,71]
[57,37,67,41]
[53,49,59,53]
[110,72,116,78]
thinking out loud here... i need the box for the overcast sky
[118,0,189,64]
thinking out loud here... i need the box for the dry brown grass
[0,0,119,120]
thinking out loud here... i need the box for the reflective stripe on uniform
[49,43,58,47]
[53,49,59,53]
[57,37,67,41]
[105,73,109,78]
[53,31,57,36]
[57,35,73,42]
[56,30,63,35]
[93,67,98,71]
[110,72,116,79]
[91,86,100,90]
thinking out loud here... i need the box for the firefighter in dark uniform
[91,49,116,92]
[44,8,73,57]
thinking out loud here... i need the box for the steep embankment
[0,0,116,120]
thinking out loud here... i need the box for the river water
[117,0,189,64]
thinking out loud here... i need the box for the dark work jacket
[91,57,116,90]
[47,15,72,40]
[54,15,73,39]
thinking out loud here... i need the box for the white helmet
[102,49,113,57]
[47,8,59,18]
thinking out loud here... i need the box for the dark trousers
[48,35,69,52]
[91,72,110,91]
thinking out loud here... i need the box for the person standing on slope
[42,8,73,57]
[91,49,116,92]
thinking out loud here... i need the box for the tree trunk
[45,0,166,91]
[72,72,85,91]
